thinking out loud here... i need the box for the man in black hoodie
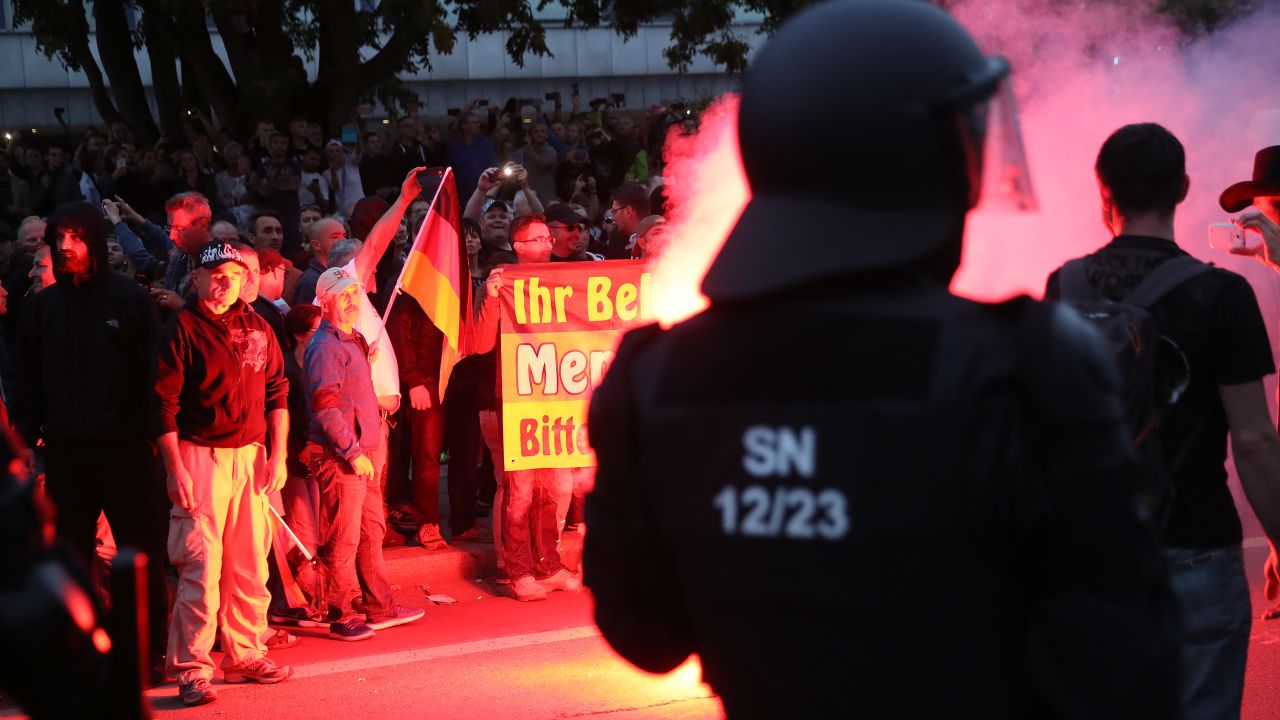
[11,201,169,683]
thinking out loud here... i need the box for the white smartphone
[1208,222,1247,251]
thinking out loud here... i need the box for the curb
[384,542,496,587]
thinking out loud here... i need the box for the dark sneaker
[452,525,494,544]
[537,568,582,593]
[329,618,376,642]
[416,523,448,550]
[223,656,293,684]
[265,628,300,650]
[180,677,218,706]
[269,608,328,629]
[366,604,425,630]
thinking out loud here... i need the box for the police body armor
[584,2,1181,717]
[587,282,1179,718]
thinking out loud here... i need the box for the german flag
[394,167,469,399]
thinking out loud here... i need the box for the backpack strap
[1057,259,1094,303]
[1124,255,1212,309]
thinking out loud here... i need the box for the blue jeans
[1165,545,1251,720]
[309,441,393,622]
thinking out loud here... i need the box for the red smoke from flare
[653,95,749,327]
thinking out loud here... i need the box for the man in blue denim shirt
[304,266,423,641]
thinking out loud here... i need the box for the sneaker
[223,656,294,684]
[269,608,329,629]
[329,618,376,642]
[383,529,407,548]
[452,525,494,544]
[537,568,582,593]
[388,507,422,533]
[366,604,425,630]
[416,523,448,550]
[512,575,548,602]
[179,677,218,706]
[264,628,300,650]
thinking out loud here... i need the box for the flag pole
[380,166,455,328]
[268,505,314,563]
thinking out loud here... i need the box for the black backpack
[1058,255,1211,521]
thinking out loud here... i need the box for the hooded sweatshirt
[13,202,160,447]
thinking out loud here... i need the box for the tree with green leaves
[12,0,1253,146]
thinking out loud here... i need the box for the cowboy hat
[1219,145,1280,212]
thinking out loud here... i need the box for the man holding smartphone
[1220,146,1280,268]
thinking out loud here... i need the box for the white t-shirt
[313,259,401,401]
[299,171,330,208]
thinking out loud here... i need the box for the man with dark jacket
[153,240,293,705]
[12,201,170,683]
[583,3,1182,718]
[386,293,449,548]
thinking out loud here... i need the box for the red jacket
[153,299,288,447]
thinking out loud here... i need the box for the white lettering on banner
[712,486,849,540]
[742,425,816,478]
[514,342,615,397]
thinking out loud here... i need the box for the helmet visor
[969,77,1036,212]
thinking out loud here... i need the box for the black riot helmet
[702,0,1034,301]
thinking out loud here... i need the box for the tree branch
[171,1,243,135]
[208,4,258,86]
[93,0,160,142]
[359,21,420,85]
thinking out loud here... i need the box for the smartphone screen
[340,125,358,144]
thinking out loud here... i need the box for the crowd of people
[7,29,1280,718]
[0,88,680,708]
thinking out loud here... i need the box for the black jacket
[13,203,159,447]
[386,296,445,404]
[584,283,1181,719]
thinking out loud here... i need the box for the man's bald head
[308,218,348,264]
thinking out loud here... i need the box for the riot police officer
[583,2,1181,718]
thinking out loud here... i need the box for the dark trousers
[386,389,447,526]
[43,438,169,660]
[445,387,483,535]
[406,403,446,525]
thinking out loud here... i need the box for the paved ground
[144,579,723,719]
[4,483,1280,717]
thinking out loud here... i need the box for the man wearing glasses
[471,214,581,601]
[594,182,648,260]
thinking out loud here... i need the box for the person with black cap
[583,2,1180,717]
[11,201,170,685]
[1221,145,1280,269]
[545,203,598,262]
[153,240,292,706]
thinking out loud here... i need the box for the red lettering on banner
[520,419,539,457]
[518,415,581,457]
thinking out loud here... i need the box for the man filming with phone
[1219,146,1280,269]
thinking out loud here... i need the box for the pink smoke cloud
[655,2,1280,333]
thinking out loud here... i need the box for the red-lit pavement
[141,578,722,719]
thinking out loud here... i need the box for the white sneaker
[538,568,582,593]
[512,575,548,601]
